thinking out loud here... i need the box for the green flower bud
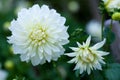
[112,12,120,20]
[4,60,14,70]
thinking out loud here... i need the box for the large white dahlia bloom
[103,0,120,12]
[8,4,69,66]
[65,36,109,74]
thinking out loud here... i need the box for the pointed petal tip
[76,42,82,47]
[64,53,69,56]
[69,47,79,51]
[41,4,49,9]
[91,38,106,50]
[103,38,106,43]
[86,35,91,46]
[106,52,109,55]
[68,61,72,63]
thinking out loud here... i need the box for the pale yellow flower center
[30,26,48,45]
[79,48,96,63]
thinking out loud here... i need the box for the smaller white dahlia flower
[86,20,102,41]
[8,4,69,66]
[103,0,120,12]
[0,69,8,80]
[65,36,109,74]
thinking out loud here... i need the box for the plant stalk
[101,14,105,40]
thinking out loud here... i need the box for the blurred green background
[0,0,120,80]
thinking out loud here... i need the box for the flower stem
[101,14,105,40]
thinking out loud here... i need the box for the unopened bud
[112,12,120,20]
[4,60,14,70]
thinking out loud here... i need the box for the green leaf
[104,63,120,80]
[91,70,104,80]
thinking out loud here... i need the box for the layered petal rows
[65,36,109,74]
[8,4,69,66]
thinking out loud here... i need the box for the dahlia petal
[44,52,52,62]
[43,45,52,55]
[74,62,80,70]
[20,54,29,61]
[91,38,106,50]
[68,58,76,63]
[80,67,84,74]
[95,63,102,70]
[31,54,41,66]
[70,47,79,51]
[65,52,76,57]
[76,42,82,47]
[97,51,109,56]
[86,35,91,46]
[99,59,105,64]
[38,47,44,59]
[87,67,91,74]
[50,44,60,52]
[12,45,27,54]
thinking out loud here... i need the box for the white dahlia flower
[86,20,102,41]
[8,4,69,66]
[0,70,8,80]
[65,36,109,74]
[103,0,120,12]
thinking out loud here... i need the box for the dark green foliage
[104,63,120,80]
[0,0,119,80]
